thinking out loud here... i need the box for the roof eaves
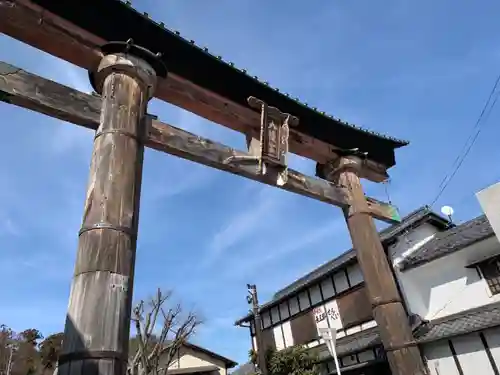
[415,300,500,343]
[116,1,412,146]
[270,206,447,299]
[183,342,238,368]
[235,207,449,324]
[400,215,494,271]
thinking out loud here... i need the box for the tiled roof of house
[400,215,495,271]
[235,206,450,325]
[179,342,238,368]
[329,301,500,357]
[415,301,500,343]
[335,327,381,357]
[272,207,449,301]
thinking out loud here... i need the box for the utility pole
[247,284,267,375]
[319,153,428,375]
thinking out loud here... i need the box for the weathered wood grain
[0,60,402,223]
[336,285,373,328]
[328,156,427,375]
[58,56,154,375]
[289,312,317,346]
[0,0,391,182]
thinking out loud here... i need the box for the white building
[236,206,500,375]
[161,342,237,375]
[396,213,500,375]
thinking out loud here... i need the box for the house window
[478,256,500,295]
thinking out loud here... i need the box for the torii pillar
[319,154,428,375]
[57,41,167,375]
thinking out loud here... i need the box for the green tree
[38,333,64,372]
[11,329,43,375]
[250,346,319,375]
[0,325,16,375]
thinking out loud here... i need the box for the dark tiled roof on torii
[400,215,495,271]
[29,0,407,167]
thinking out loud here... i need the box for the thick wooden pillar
[57,43,165,375]
[322,155,428,375]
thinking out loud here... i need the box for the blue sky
[1,0,500,367]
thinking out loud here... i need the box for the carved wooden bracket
[247,96,298,185]
[223,96,297,186]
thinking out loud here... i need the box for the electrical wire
[429,73,500,207]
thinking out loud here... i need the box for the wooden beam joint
[0,60,401,224]
[317,154,401,223]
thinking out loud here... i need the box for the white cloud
[0,216,20,237]
[144,162,213,203]
[203,186,290,268]
[224,218,344,279]
[41,60,94,157]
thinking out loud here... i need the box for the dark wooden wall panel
[290,312,317,345]
[337,286,372,327]
[260,328,276,352]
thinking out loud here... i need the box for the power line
[430,72,500,207]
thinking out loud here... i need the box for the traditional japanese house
[235,206,500,375]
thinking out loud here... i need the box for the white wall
[423,327,500,375]
[390,222,440,266]
[389,223,441,318]
[166,346,228,375]
[396,236,500,320]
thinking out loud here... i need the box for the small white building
[163,342,237,375]
[236,206,500,375]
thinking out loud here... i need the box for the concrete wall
[423,326,500,375]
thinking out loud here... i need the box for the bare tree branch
[128,289,202,375]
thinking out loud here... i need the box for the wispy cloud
[143,157,215,203]
[223,218,344,280]
[0,215,21,237]
[203,186,290,267]
[41,59,94,157]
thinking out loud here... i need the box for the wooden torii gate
[0,1,426,375]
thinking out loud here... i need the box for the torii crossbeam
[0,1,427,375]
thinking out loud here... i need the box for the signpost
[319,327,341,375]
